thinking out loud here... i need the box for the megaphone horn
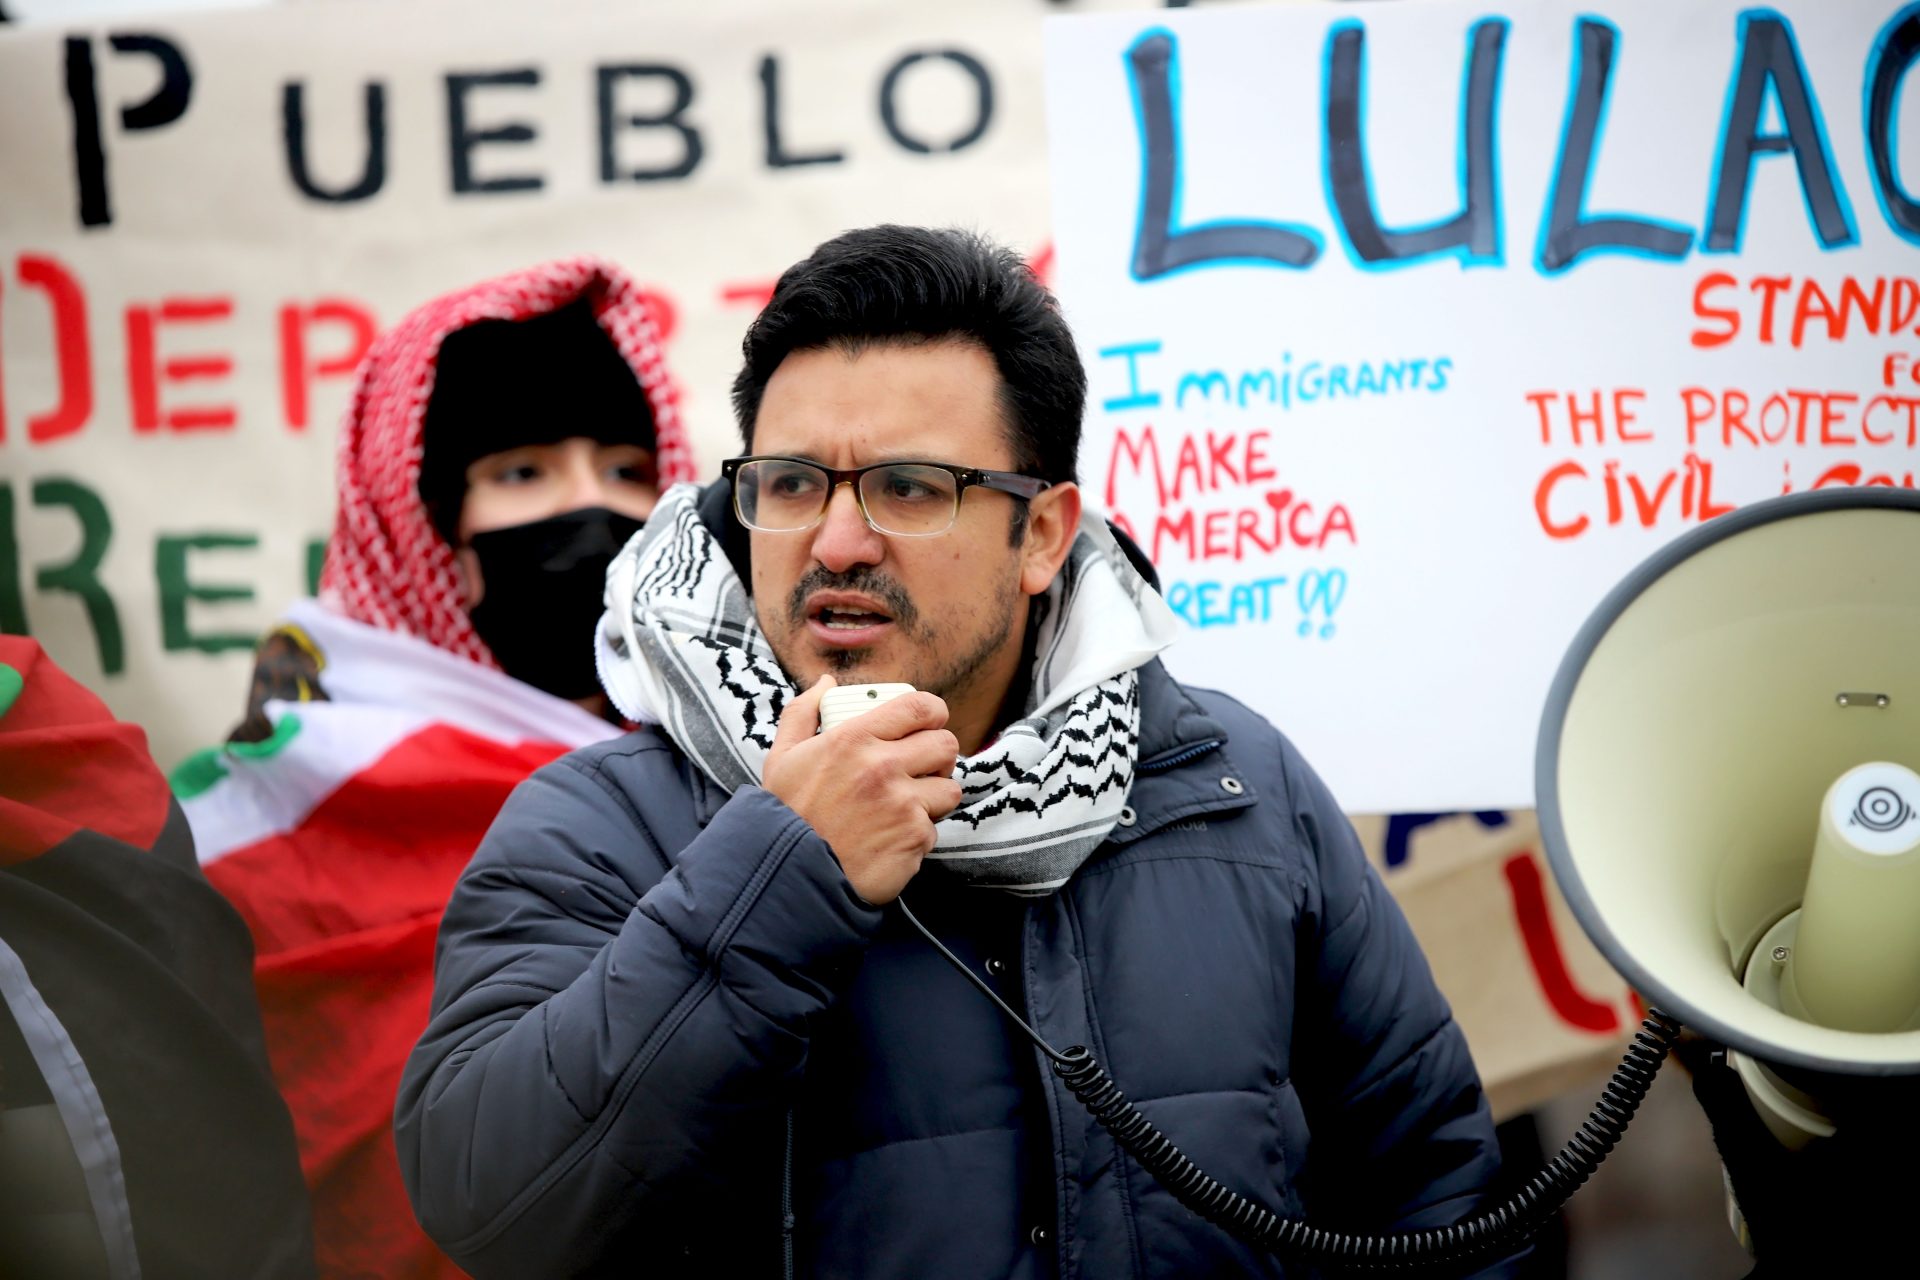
[1538,487,1920,1147]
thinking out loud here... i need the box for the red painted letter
[11,255,95,444]
[125,296,237,432]
[1504,851,1622,1034]
[279,299,377,431]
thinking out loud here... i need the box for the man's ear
[1019,481,1082,597]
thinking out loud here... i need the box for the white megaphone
[1538,487,1920,1152]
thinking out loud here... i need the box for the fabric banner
[1,0,1177,761]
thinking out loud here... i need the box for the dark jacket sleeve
[394,743,882,1277]
[1277,735,1511,1257]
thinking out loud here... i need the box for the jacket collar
[1103,658,1257,845]
[1133,656,1224,766]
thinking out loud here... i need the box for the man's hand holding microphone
[763,675,961,905]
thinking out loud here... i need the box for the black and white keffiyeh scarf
[595,484,1179,895]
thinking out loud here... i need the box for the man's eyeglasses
[721,456,1052,538]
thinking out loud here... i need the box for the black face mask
[466,507,644,701]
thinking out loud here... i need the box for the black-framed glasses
[721,455,1052,537]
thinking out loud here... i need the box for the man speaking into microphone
[397,226,1508,1278]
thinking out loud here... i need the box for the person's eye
[883,472,941,502]
[769,469,823,497]
[600,446,658,487]
[494,463,542,485]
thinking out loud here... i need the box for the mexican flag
[176,599,618,1280]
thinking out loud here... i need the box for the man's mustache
[787,566,920,632]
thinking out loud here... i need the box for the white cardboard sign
[1046,0,1920,812]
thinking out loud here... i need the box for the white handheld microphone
[817,683,918,732]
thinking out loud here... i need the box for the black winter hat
[417,297,656,545]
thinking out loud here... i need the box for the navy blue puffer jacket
[396,659,1507,1278]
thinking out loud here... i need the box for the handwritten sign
[0,0,1237,766]
[1045,0,1920,812]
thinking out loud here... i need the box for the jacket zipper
[769,739,1224,1273]
[1135,738,1223,774]
[781,1108,796,1280]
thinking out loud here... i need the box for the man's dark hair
[731,226,1085,488]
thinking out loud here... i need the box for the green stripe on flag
[169,748,230,800]
[169,713,304,799]
[229,714,303,760]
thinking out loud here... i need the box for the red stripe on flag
[204,720,569,1280]
[0,637,171,861]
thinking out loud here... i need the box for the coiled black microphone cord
[895,895,1683,1271]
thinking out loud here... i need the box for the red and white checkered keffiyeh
[319,257,695,667]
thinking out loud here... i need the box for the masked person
[397,228,1508,1278]
[176,259,693,1280]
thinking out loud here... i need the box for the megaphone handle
[1681,1040,1920,1275]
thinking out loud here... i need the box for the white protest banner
[1046,0,1920,815]
[1,0,1247,766]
